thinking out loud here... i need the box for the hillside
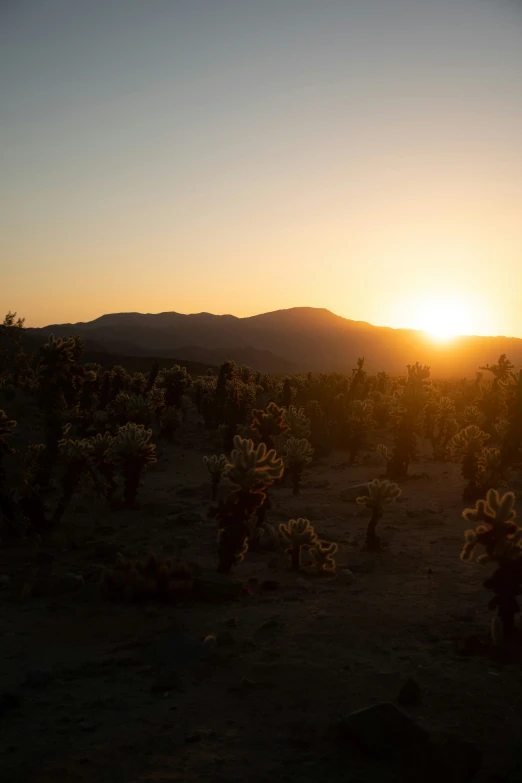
[27,307,522,376]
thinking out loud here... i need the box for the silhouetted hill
[26,307,522,377]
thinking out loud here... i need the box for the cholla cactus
[357,478,401,550]
[209,435,283,574]
[251,401,289,449]
[281,437,314,495]
[107,392,132,424]
[126,394,155,426]
[50,437,94,524]
[376,443,389,465]
[87,410,109,435]
[284,406,311,439]
[38,334,78,411]
[88,432,117,501]
[310,540,338,574]
[111,423,157,507]
[279,517,318,570]
[463,405,482,426]
[460,489,522,641]
[203,453,229,500]
[424,395,458,459]
[452,424,491,500]
[159,406,183,441]
[225,435,283,490]
[0,409,16,454]
[158,365,190,408]
[102,553,193,603]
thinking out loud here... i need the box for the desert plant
[310,540,338,574]
[111,423,157,507]
[158,365,190,409]
[460,489,522,642]
[88,432,117,501]
[208,435,283,574]
[251,401,289,449]
[52,437,93,524]
[281,437,314,494]
[344,399,375,463]
[451,424,491,501]
[279,517,318,570]
[102,553,193,603]
[283,405,311,439]
[357,478,401,550]
[480,354,515,389]
[159,406,182,441]
[203,453,229,500]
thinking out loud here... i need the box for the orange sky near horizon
[1,0,522,338]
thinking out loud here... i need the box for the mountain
[26,307,522,377]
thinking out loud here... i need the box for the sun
[413,295,476,341]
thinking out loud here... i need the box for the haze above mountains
[26,307,522,377]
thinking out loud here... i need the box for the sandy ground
[2,428,522,782]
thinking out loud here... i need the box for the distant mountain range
[26,307,522,377]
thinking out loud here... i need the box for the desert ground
[2,420,522,783]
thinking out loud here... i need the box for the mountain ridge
[26,306,522,377]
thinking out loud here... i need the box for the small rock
[260,580,279,591]
[397,677,421,706]
[25,669,54,688]
[296,577,312,591]
[202,635,217,656]
[339,569,356,585]
[58,574,85,593]
[338,702,429,760]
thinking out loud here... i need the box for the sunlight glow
[413,296,478,341]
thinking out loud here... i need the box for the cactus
[281,437,314,495]
[111,423,157,507]
[344,399,375,464]
[52,437,93,524]
[279,517,318,570]
[88,432,117,501]
[0,409,16,491]
[451,424,491,500]
[102,553,193,603]
[357,478,401,550]
[203,453,229,500]
[310,540,338,574]
[284,405,311,439]
[499,370,522,467]
[158,365,190,409]
[251,401,289,449]
[424,395,458,459]
[208,435,283,574]
[460,489,522,641]
[159,406,183,441]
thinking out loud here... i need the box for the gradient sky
[1,0,522,335]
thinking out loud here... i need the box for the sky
[1,0,522,336]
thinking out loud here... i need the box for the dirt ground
[2,427,522,782]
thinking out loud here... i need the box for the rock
[397,677,421,706]
[296,577,313,591]
[339,569,356,585]
[216,631,236,647]
[254,617,285,636]
[58,574,85,593]
[175,511,206,525]
[0,692,21,715]
[260,580,280,591]
[340,485,369,502]
[202,635,217,655]
[25,668,54,688]
[192,571,243,601]
[338,702,429,760]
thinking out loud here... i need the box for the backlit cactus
[460,489,522,641]
[279,517,319,570]
[310,540,338,574]
[159,406,183,441]
[111,422,157,507]
[251,401,289,449]
[452,424,491,500]
[158,365,190,408]
[203,453,229,500]
[357,478,401,550]
[281,436,314,495]
[208,435,283,574]
[284,406,311,439]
